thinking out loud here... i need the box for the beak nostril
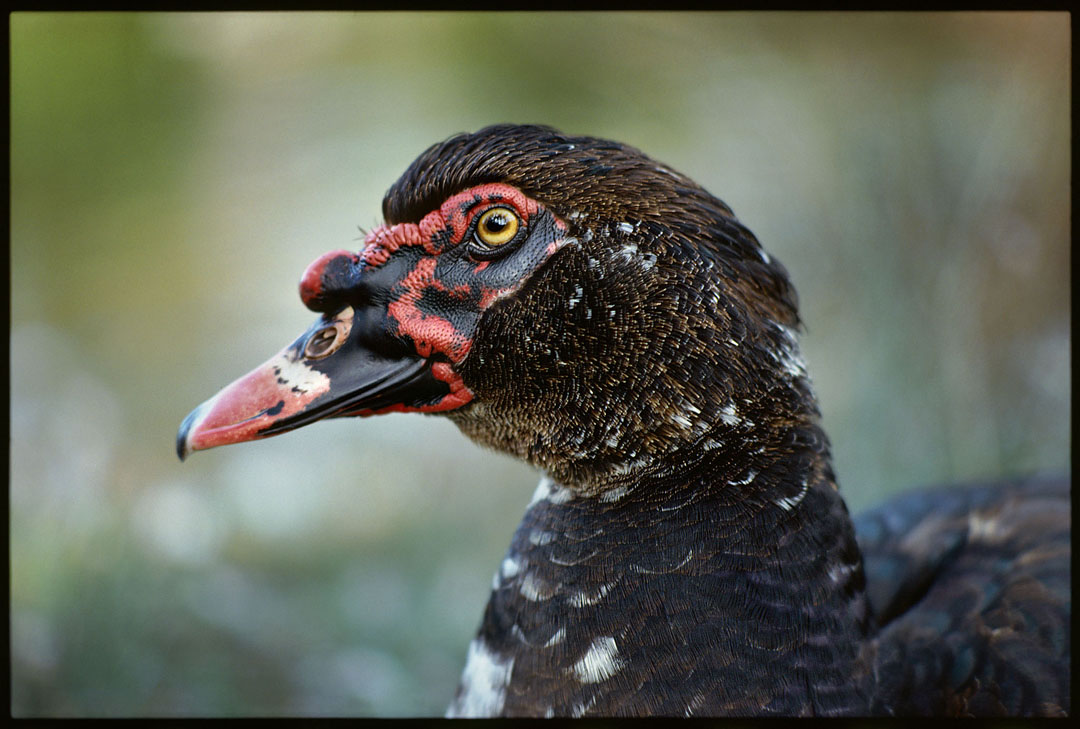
[304,311,352,360]
[304,326,339,358]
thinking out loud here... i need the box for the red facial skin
[300,183,565,414]
[179,183,569,458]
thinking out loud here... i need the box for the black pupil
[484,214,508,233]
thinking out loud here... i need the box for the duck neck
[451,421,875,717]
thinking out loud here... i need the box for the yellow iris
[475,207,520,247]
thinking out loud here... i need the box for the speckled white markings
[571,636,625,684]
[773,325,808,380]
[630,550,694,574]
[729,468,758,486]
[827,561,858,585]
[547,481,574,504]
[609,240,657,272]
[446,638,515,718]
[519,572,554,602]
[775,476,810,512]
[543,627,567,647]
[670,399,711,436]
[529,529,555,546]
[968,511,1003,542]
[671,412,694,429]
[571,695,598,717]
[617,222,635,234]
[492,555,522,590]
[527,476,554,507]
[718,402,741,426]
[609,455,651,476]
[529,475,578,505]
[684,690,708,717]
[568,581,615,608]
[501,556,521,579]
[600,485,629,503]
[568,284,584,309]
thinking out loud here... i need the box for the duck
[176,124,1070,717]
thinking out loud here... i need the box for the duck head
[178,125,817,496]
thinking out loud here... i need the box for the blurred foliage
[10,11,1069,717]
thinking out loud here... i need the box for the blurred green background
[10,11,1069,717]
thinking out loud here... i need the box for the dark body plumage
[378,126,1062,717]
[381,126,1069,716]
[858,476,1070,715]
[180,124,1070,716]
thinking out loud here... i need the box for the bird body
[178,125,1069,717]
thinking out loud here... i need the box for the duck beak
[176,305,464,461]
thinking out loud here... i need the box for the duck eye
[474,207,520,247]
[304,322,345,359]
